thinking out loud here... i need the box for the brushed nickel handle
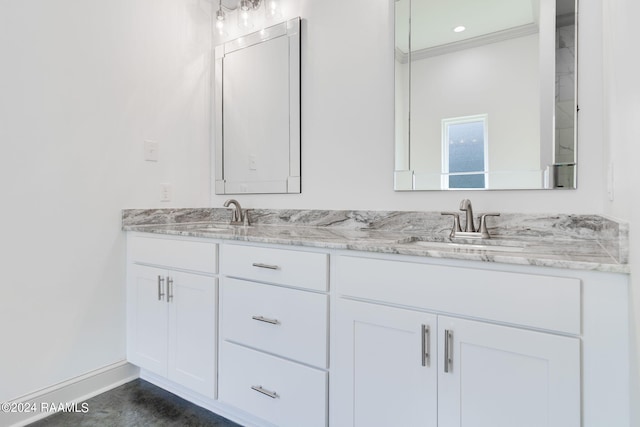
[252,262,279,270]
[441,211,462,239]
[167,277,174,302]
[421,324,430,367]
[478,213,501,238]
[252,315,280,325]
[444,329,453,373]
[157,276,165,301]
[251,385,278,399]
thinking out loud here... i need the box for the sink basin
[196,227,235,233]
[175,224,244,233]
[410,240,525,253]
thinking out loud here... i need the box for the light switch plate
[144,140,159,162]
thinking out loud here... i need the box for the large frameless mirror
[394,0,577,191]
[214,17,300,194]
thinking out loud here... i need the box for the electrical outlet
[144,140,159,162]
[607,162,614,201]
[160,183,172,202]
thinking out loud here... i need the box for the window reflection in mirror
[442,115,488,189]
[394,0,577,191]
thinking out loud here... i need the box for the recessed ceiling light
[453,26,466,33]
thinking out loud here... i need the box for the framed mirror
[214,17,300,194]
[394,0,577,191]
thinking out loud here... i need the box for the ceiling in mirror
[394,0,577,191]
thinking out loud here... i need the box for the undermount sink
[196,227,235,233]
[410,239,526,253]
[184,224,245,233]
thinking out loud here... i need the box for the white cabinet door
[438,316,580,427]
[127,264,168,376]
[333,299,438,427]
[127,265,217,399]
[168,271,217,399]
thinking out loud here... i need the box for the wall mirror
[394,0,577,191]
[214,17,300,194]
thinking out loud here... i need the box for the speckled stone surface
[122,208,629,273]
[28,379,240,427]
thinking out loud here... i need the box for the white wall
[602,0,640,423]
[211,0,604,214]
[0,0,211,402]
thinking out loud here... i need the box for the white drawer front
[336,255,581,335]
[222,278,328,368]
[128,235,217,274]
[219,341,327,427]
[221,244,328,291]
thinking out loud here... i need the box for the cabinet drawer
[221,244,328,291]
[222,278,328,368]
[128,235,217,274]
[219,341,327,427]
[336,255,581,335]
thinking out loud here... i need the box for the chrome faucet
[223,199,248,226]
[442,199,500,239]
[459,199,475,232]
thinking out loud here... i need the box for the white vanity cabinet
[335,299,439,426]
[218,243,330,427]
[123,231,629,427]
[436,315,579,427]
[332,254,582,427]
[126,234,218,399]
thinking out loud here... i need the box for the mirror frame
[214,17,301,194]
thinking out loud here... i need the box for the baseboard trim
[6,361,139,427]
[140,370,273,427]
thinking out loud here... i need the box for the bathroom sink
[194,224,246,232]
[168,223,245,233]
[410,239,525,253]
[196,224,234,230]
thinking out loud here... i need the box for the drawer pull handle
[444,329,453,373]
[251,385,279,399]
[421,324,430,367]
[252,262,279,270]
[252,315,280,325]
[157,276,165,301]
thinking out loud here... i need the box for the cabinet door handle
[157,276,165,301]
[421,324,430,367]
[252,315,280,325]
[251,385,279,399]
[252,262,279,270]
[444,329,453,373]
[167,277,174,303]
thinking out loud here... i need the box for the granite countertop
[123,208,629,274]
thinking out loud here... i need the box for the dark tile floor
[29,379,242,427]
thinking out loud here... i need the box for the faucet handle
[477,213,500,238]
[441,212,462,238]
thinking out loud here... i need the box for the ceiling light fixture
[215,0,280,34]
[453,25,466,33]
[215,2,226,34]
